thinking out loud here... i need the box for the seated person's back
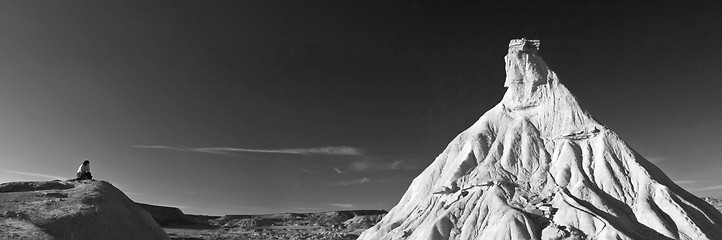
[76,160,92,180]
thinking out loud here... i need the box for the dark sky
[1,1,721,215]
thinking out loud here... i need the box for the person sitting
[76,160,93,180]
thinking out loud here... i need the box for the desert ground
[151,200,722,240]
[156,197,722,240]
[0,179,719,240]
[139,204,386,240]
[0,179,387,240]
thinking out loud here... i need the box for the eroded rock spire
[504,38,548,87]
[358,39,722,240]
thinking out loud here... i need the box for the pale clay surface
[358,39,722,240]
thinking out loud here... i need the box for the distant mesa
[0,180,169,240]
[136,202,194,227]
[358,39,722,240]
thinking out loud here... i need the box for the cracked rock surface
[358,39,722,240]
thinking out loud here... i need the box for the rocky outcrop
[308,210,387,227]
[0,180,169,240]
[359,39,722,240]
[343,213,386,230]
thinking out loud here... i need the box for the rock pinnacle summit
[358,39,722,240]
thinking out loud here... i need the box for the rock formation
[359,39,722,240]
[137,202,193,226]
[0,180,169,240]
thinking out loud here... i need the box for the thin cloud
[348,158,421,172]
[327,203,356,208]
[133,145,364,156]
[3,170,66,180]
[674,180,699,184]
[299,168,321,174]
[329,177,372,186]
[130,145,190,152]
[692,185,722,191]
[673,177,720,185]
[134,145,423,173]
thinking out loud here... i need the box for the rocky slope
[0,180,169,240]
[359,39,722,240]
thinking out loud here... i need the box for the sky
[0,1,720,216]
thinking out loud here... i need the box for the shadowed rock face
[137,203,192,226]
[0,180,170,240]
[359,39,722,240]
[702,197,722,212]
